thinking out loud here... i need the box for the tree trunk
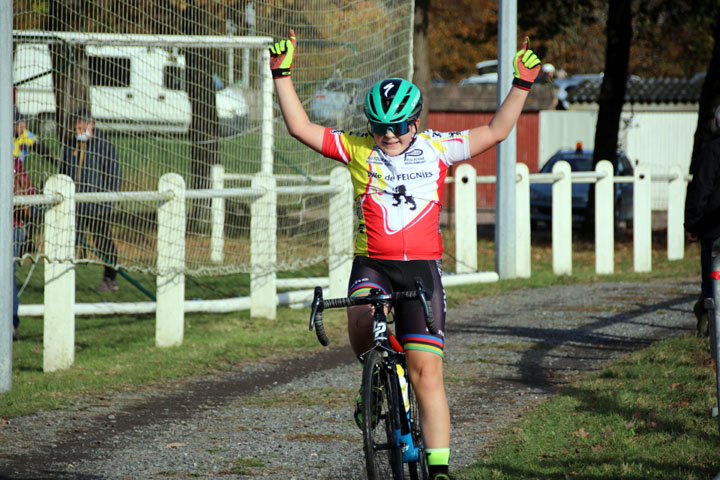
[180,3,220,233]
[45,0,90,145]
[583,0,632,236]
[690,12,720,175]
[413,0,431,128]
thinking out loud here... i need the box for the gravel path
[0,279,698,479]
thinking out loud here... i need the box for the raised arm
[467,38,541,157]
[270,30,326,153]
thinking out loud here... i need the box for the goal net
[11,1,414,281]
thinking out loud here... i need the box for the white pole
[211,164,225,264]
[552,161,572,275]
[43,175,76,372]
[156,173,186,347]
[595,160,614,274]
[633,164,652,272]
[250,172,277,319]
[515,163,530,278]
[260,47,273,175]
[455,163,478,273]
[0,0,13,390]
[495,0,518,279]
[667,165,685,260]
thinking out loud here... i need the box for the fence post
[633,164,652,272]
[552,161,572,275]
[667,165,685,260]
[595,160,614,274]
[454,163,477,273]
[43,174,75,372]
[251,172,277,319]
[211,164,225,264]
[156,173,186,347]
[328,167,353,298]
[515,163,530,278]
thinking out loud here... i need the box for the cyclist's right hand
[269,29,296,79]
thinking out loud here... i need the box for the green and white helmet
[364,78,423,124]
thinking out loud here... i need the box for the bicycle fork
[393,364,420,463]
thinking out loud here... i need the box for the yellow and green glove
[512,37,541,91]
[269,29,296,79]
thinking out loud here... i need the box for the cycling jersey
[322,128,471,260]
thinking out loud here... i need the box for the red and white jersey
[322,128,471,260]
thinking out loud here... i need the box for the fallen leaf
[572,428,590,438]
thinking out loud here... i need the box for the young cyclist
[270,30,541,480]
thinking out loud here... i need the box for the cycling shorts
[347,256,446,357]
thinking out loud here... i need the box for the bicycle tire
[407,382,428,480]
[362,349,404,480]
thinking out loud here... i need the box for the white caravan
[13,43,248,135]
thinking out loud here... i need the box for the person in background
[12,133,36,341]
[685,104,720,337]
[13,106,57,255]
[536,62,556,83]
[13,106,55,166]
[61,109,122,292]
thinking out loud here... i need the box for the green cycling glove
[512,37,541,91]
[269,29,296,79]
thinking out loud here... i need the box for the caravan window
[88,56,130,87]
[164,65,185,91]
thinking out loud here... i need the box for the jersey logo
[404,149,425,164]
[393,185,417,211]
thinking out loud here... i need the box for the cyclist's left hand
[512,37,541,90]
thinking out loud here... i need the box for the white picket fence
[15,161,691,371]
[451,161,690,278]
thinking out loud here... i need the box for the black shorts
[347,256,446,357]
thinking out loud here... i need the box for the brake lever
[309,286,323,332]
[414,277,437,335]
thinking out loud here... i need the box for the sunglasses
[368,120,415,136]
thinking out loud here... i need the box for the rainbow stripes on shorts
[401,333,445,357]
[349,281,386,297]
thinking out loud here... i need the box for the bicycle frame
[358,291,420,464]
[308,277,435,478]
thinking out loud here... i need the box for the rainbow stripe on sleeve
[401,333,444,357]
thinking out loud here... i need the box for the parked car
[459,59,498,85]
[529,146,634,229]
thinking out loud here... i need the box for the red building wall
[426,112,539,208]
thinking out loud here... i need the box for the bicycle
[309,278,437,480]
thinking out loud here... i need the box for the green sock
[426,448,450,466]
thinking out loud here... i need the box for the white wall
[538,109,697,209]
[624,112,697,209]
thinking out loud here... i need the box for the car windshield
[542,154,593,173]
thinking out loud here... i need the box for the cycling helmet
[364,78,423,124]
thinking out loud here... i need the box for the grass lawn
[4,230,717,479]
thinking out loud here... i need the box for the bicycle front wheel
[407,382,428,480]
[362,349,404,480]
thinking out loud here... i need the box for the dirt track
[0,279,698,479]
